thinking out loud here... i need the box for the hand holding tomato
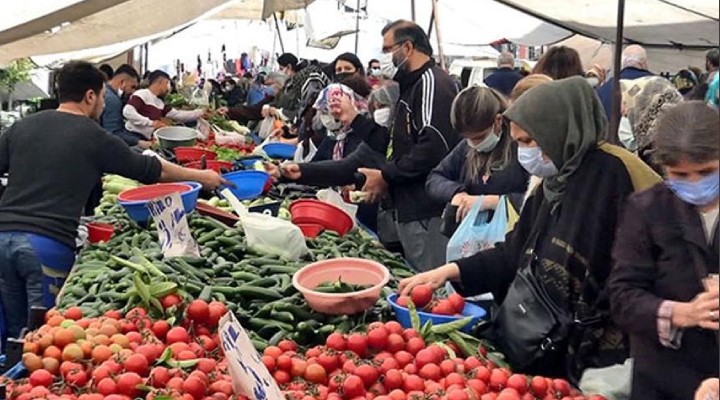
[398,263,461,297]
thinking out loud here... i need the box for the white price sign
[146,192,200,258]
[219,312,283,400]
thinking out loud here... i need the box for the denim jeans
[0,232,43,339]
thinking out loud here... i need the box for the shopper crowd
[0,19,718,400]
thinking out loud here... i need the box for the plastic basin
[293,258,390,315]
[87,222,114,243]
[263,143,296,159]
[174,147,217,164]
[155,127,198,150]
[185,160,234,173]
[387,293,487,333]
[297,223,324,238]
[290,199,353,236]
[221,170,270,200]
[237,156,265,168]
[117,183,197,223]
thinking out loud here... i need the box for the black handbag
[439,203,460,237]
[492,200,576,371]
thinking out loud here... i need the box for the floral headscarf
[313,83,369,159]
[621,76,683,153]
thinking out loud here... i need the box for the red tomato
[405,337,426,356]
[419,363,442,381]
[304,364,327,384]
[124,354,149,376]
[384,321,403,335]
[396,296,410,307]
[166,327,190,344]
[183,377,207,400]
[447,293,466,314]
[384,369,403,390]
[29,370,54,387]
[468,378,488,395]
[263,346,283,359]
[207,301,227,327]
[530,376,548,395]
[367,326,389,351]
[273,370,291,385]
[430,300,455,316]
[496,388,521,400]
[290,358,308,378]
[446,388,469,400]
[326,333,346,352]
[393,350,413,367]
[403,374,425,392]
[380,357,400,373]
[506,374,528,394]
[414,348,437,369]
[187,300,210,324]
[553,379,571,397]
[346,334,368,357]
[317,352,339,372]
[149,367,170,388]
[490,368,509,391]
[354,364,379,388]
[410,284,433,308]
[116,372,143,398]
[343,375,366,398]
[278,340,298,353]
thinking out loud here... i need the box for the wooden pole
[608,0,625,144]
[430,0,446,70]
[273,13,285,53]
[355,0,361,54]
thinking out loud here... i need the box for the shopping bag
[316,188,358,223]
[506,197,520,234]
[446,195,509,263]
[257,116,277,140]
[220,189,308,260]
[578,359,632,400]
[294,140,318,162]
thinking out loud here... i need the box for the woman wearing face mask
[367,59,383,89]
[610,102,719,400]
[332,53,365,82]
[398,77,660,381]
[425,86,529,225]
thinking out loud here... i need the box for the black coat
[610,183,719,400]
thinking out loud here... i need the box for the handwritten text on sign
[219,312,283,400]
[147,192,200,258]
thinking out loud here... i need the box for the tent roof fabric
[496,0,719,49]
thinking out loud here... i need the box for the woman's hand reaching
[398,263,461,296]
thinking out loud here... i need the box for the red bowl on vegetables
[87,222,114,243]
[289,200,354,236]
[174,147,217,164]
[117,183,192,202]
[185,160,234,173]
[297,223,325,238]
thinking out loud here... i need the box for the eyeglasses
[382,41,406,54]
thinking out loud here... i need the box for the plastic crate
[1,359,26,379]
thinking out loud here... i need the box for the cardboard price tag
[219,312,283,400]
[147,192,200,258]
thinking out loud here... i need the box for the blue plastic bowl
[237,156,265,168]
[118,182,201,223]
[387,293,486,333]
[263,143,297,159]
[221,170,270,200]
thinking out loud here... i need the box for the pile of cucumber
[58,206,415,351]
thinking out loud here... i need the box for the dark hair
[367,59,379,69]
[533,46,584,80]
[654,101,719,166]
[98,64,114,80]
[707,48,720,68]
[277,53,299,70]
[334,52,365,76]
[450,86,511,180]
[148,70,171,85]
[382,20,433,56]
[338,74,372,98]
[57,61,106,103]
[113,64,139,81]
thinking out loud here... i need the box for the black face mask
[335,72,354,82]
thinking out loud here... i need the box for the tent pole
[427,10,434,37]
[273,13,285,53]
[430,0,446,70]
[411,0,416,22]
[355,0,361,54]
[608,0,625,144]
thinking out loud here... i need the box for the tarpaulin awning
[495,0,719,49]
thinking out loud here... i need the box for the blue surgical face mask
[517,145,559,177]
[666,171,720,206]
[467,129,500,153]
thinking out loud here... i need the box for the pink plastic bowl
[292,258,390,315]
[289,199,353,236]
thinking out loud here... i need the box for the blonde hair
[511,74,553,101]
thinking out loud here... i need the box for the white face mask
[370,68,382,78]
[517,146,559,177]
[467,129,500,153]
[373,108,392,127]
[618,116,637,152]
[379,52,398,80]
[319,113,342,132]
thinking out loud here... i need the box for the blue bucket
[118,182,201,223]
[263,143,296,160]
[221,170,270,200]
[387,293,486,333]
[237,156,265,169]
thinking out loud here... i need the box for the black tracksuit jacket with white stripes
[381,60,460,223]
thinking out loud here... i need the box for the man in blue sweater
[484,52,523,97]
[597,45,653,118]
[99,64,149,148]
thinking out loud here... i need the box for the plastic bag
[214,129,247,146]
[220,189,308,260]
[316,189,358,223]
[579,359,632,400]
[293,140,318,162]
[258,116,277,139]
[196,118,211,141]
[446,195,509,263]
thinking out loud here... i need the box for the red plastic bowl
[292,258,390,315]
[289,199,353,236]
[87,222,114,243]
[297,223,324,238]
[174,147,217,164]
[117,183,192,202]
[185,160,234,173]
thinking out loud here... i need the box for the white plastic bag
[196,118,211,141]
[293,140,318,162]
[258,116,277,139]
[579,359,632,400]
[316,189,358,223]
[220,189,308,261]
[214,129,247,146]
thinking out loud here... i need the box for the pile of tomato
[264,321,607,400]
[395,285,466,316]
[2,300,248,400]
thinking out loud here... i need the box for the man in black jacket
[359,20,459,271]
